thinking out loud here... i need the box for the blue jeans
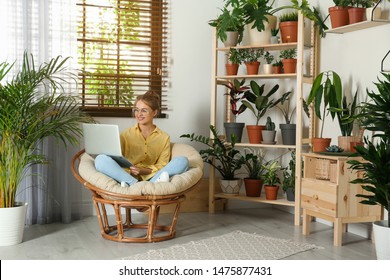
[94,154,189,186]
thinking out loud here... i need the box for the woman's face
[134,100,156,125]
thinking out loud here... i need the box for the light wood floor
[0,208,378,260]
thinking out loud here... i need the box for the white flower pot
[0,202,28,246]
[366,7,382,21]
[373,220,390,260]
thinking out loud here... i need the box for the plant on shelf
[307,70,342,152]
[279,48,297,73]
[0,53,93,210]
[261,116,277,144]
[328,0,351,29]
[270,28,280,44]
[347,72,390,259]
[241,148,267,197]
[262,159,282,200]
[240,48,264,75]
[263,51,274,74]
[272,59,283,74]
[180,124,244,181]
[222,78,249,142]
[276,90,296,145]
[208,2,245,46]
[226,48,243,75]
[282,150,297,202]
[279,11,299,43]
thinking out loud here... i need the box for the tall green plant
[0,53,93,208]
[329,90,358,136]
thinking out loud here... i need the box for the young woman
[94,92,189,187]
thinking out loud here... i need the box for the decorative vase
[312,138,331,153]
[285,187,295,202]
[373,221,390,260]
[220,178,242,196]
[0,202,28,246]
[247,15,277,45]
[244,178,263,197]
[225,63,239,76]
[328,6,350,29]
[264,185,279,200]
[245,62,260,75]
[279,21,298,43]
[246,125,265,144]
[281,59,297,74]
[280,124,296,145]
[223,31,239,47]
[263,64,273,75]
[224,122,245,143]
[261,130,276,144]
[337,136,355,152]
[348,7,366,24]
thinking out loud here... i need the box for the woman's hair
[135,91,161,113]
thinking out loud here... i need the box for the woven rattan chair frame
[71,149,201,243]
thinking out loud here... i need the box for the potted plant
[347,74,390,259]
[222,78,249,142]
[272,59,283,74]
[181,125,244,195]
[263,51,274,75]
[270,28,280,44]
[208,2,245,47]
[241,148,266,197]
[366,0,382,20]
[328,0,351,29]
[279,48,297,74]
[276,90,296,145]
[226,48,242,76]
[307,70,343,152]
[279,11,299,43]
[241,80,289,143]
[261,116,276,144]
[240,48,264,75]
[262,160,282,200]
[328,89,359,151]
[0,53,93,246]
[348,0,372,24]
[282,151,297,202]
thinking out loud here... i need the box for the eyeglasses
[133,108,151,115]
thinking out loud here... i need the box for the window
[77,0,168,117]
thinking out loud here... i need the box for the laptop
[82,123,133,168]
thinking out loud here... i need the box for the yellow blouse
[120,124,171,181]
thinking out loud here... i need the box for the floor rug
[122,231,321,260]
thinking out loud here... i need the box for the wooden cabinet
[208,12,319,226]
[301,153,383,246]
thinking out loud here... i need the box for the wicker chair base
[92,194,185,243]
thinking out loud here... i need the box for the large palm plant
[0,53,93,208]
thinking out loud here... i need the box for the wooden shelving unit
[209,12,319,226]
[325,19,390,34]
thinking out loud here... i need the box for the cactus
[265,116,275,131]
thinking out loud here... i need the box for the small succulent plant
[326,145,344,153]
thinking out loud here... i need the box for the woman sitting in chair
[95,91,189,187]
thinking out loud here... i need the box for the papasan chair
[71,143,203,243]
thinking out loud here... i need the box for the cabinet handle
[313,194,319,200]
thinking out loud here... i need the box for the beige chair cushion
[78,143,203,196]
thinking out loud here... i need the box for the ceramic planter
[264,185,279,200]
[279,21,298,43]
[311,138,331,153]
[350,141,364,152]
[263,64,273,75]
[280,123,296,145]
[366,7,381,21]
[0,202,28,246]
[348,7,366,24]
[272,65,282,74]
[247,15,277,45]
[246,125,265,144]
[225,63,239,76]
[373,220,390,260]
[244,178,263,197]
[245,62,260,75]
[223,31,239,47]
[285,187,295,202]
[281,59,297,74]
[329,6,350,29]
[220,178,242,196]
[261,130,276,144]
[224,122,245,143]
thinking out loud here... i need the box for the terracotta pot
[329,6,350,29]
[244,178,263,197]
[225,63,239,76]
[272,65,282,74]
[245,61,260,75]
[264,185,279,200]
[312,138,331,153]
[348,7,366,24]
[246,125,265,144]
[282,59,297,74]
[350,141,364,153]
[279,21,298,43]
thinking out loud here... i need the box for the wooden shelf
[216,73,296,80]
[216,42,298,52]
[214,193,295,207]
[325,19,390,34]
[235,143,295,149]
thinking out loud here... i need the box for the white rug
[122,231,321,260]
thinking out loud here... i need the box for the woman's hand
[129,166,152,176]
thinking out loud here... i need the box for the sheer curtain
[0,0,87,225]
